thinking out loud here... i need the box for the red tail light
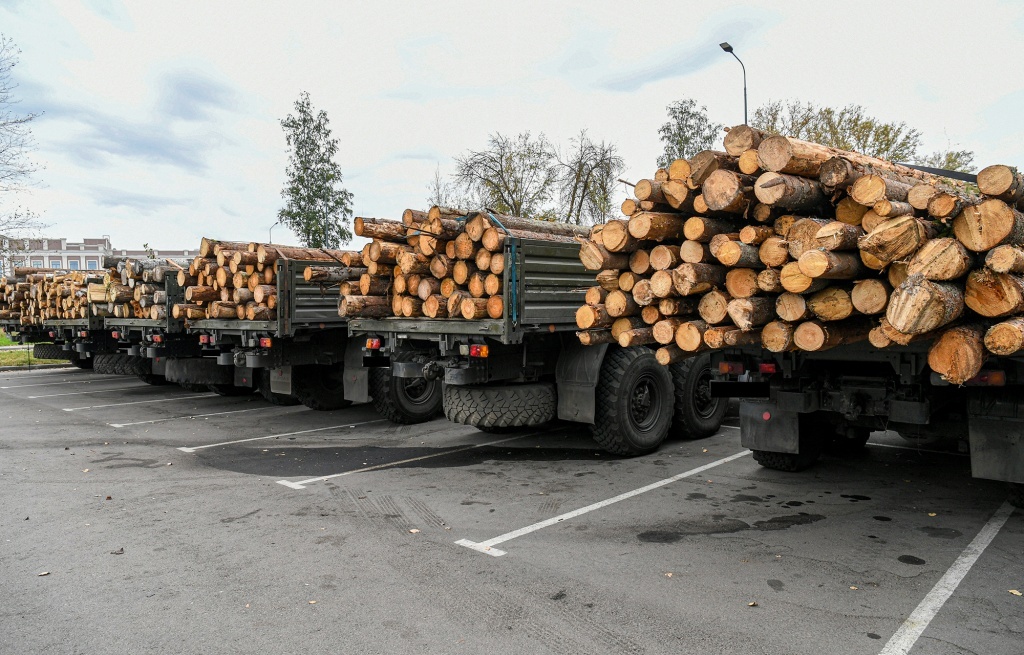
[111,331,120,339]
[365,338,382,349]
[259,338,272,348]
[967,370,1006,386]
[199,335,210,344]
[469,345,489,358]
[718,361,743,375]
[758,363,777,375]
[152,335,163,343]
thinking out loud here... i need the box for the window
[49,259,61,268]
[68,260,80,270]
[31,259,43,267]
[86,260,98,270]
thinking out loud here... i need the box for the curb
[0,364,75,372]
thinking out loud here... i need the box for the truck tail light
[718,361,743,375]
[469,345,489,358]
[111,331,120,340]
[199,335,210,345]
[152,334,163,343]
[259,338,272,348]
[758,362,777,375]
[365,338,381,349]
[967,370,1006,386]
[48,331,56,338]
[79,331,88,338]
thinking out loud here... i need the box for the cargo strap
[486,212,517,326]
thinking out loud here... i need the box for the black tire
[669,353,727,440]
[751,414,826,472]
[113,354,135,376]
[32,343,67,360]
[208,383,255,396]
[443,382,556,429]
[93,353,124,376]
[590,347,673,456]
[369,355,442,424]
[164,357,233,386]
[68,353,93,369]
[1009,484,1024,509]
[123,355,152,377]
[293,363,352,411]
[257,369,301,406]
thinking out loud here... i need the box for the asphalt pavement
[1,367,1021,655]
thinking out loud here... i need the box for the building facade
[1,236,198,274]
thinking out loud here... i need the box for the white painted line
[28,385,143,399]
[719,424,740,430]
[456,450,752,557]
[111,405,283,428]
[1,377,127,389]
[867,442,969,457]
[62,393,217,412]
[178,419,387,453]
[278,430,551,490]
[879,501,1015,655]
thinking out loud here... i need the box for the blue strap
[486,212,517,325]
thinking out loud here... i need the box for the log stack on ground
[575,128,1024,384]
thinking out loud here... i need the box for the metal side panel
[554,340,607,424]
[968,392,1024,484]
[343,338,369,403]
[269,366,292,395]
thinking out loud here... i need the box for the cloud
[156,69,237,121]
[89,186,189,213]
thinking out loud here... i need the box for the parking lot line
[177,419,387,453]
[879,501,1015,655]
[0,377,127,389]
[28,385,143,399]
[455,449,752,557]
[110,405,284,428]
[867,442,969,457]
[62,393,217,411]
[277,429,554,490]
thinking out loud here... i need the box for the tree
[656,99,723,168]
[454,132,558,219]
[426,164,473,210]
[557,130,624,225]
[277,91,353,248]
[914,148,976,174]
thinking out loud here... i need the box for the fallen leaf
[748,601,758,607]
[111,547,124,555]
[702,448,708,453]
[245,604,250,608]
[308,600,317,604]
[166,463,173,466]
[37,571,50,576]
[850,586,858,590]
[105,496,112,501]
[664,572,673,578]
[928,513,936,517]
[82,469,89,473]
[409,529,420,534]
[1010,590,1022,596]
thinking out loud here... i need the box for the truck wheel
[669,354,727,440]
[1009,484,1024,509]
[443,382,556,429]
[257,369,301,406]
[590,347,673,456]
[293,363,352,411]
[751,418,824,472]
[68,353,93,369]
[33,343,67,360]
[370,359,442,424]
[93,353,124,375]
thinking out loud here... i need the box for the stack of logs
[0,268,62,324]
[16,269,101,322]
[339,207,588,319]
[576,125,1024,384]
[89,257,190,320]
[170,238,359,321]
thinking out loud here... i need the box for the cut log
[658,298,697,316]
[649,270,676,298]
[888,262,910,288]
[358,275,391,296]
[679,240,714,264]
[621,198,639,216]
[675,320,710,352]
[634,179,667,204]
[724,125,768,156]
[984,317,1024,355]
[403,208,428,227]
[660,180,694,211]
[447,290,471,316]
[779,262,828,294]
[185,286,218,303]
[977,165,1024,209]
[928,192,977,220]
[453,233,476,260]
[483,274,502,297]
[859,216,939,265]
[701,169,757,213]
[757,268,784,293]
[354,217,407,241]
[430,255,456,280]
[653,318,686,344]
[739,225,775,245]
[908,183,942,211]
[798,250,866,279]
[579,240,629,271]
[754,172,826,211]
[705,327,763,348]
[873,199,915,218]
[467,272,487,298]
[849,175,913,206]
[762,321,798,352]
[850,279,891,315]
[688,150,734,188]
[952,198,1024,252]
[428,206,467,223]
[650,245,682,271]
[618,327,656,348]
[253,284,277,304]
[715,241,764,268]
[200,238,249,258]
[576,304,612,329]
[578,330,616,346]
[886,275,965,334]
[629,250,653,275]
[697,289,731,325]
[815,222,864,251]
[672,263,727,296]
[585,286,609,306]
[928,324,986,385]
[460,297,489,320]
[683,216,737,243]
[618,271,641,292]
[807,287,856,321]
[338,294,391,318]
[596,269,620,291]
[786,218,833,259]
[256,245,349,265]
[416,277,441,301]
[965,268,1024,317]
[172,304,207,320]
[775,292,812,322]
[474,248,492,272]
[861,207,893,233]
[304,266,366,283]
[631,279,656,306]
[986,245,1024,274]
[246,305,276,321]
[738,149,761,175]
[758,237,790,268]
[708,233,739,258]
[480,227,579,252]
[906,238,973,281]
[727,296,775,329]
[757,136,833,176]
[611,317,646,339]
[751,202,780,223]
[724,268,760,299]
[774,215,797,237]
[627,212,686,241]
[602,220,639,252]
[793,318,874,351]
[835,197,871,226]
[655,344,695,365]
[668,158,692,181]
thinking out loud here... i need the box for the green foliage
[453,132,558,218]
[656,99,723,168]
[278,91,353,248]
[914,149,976,174]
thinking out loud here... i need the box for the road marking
[277,430,552,490]
[28,385,143,399]
[110,405,284,428]
[456,449,752,556]
[879,501,1015,655]
[178,419,387,453]
[62,393,217,411]
[1,377,125,389]
[868,442,969,457]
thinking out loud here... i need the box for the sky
[2,0,1024,251]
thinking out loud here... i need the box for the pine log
[715,240,764,268]
[859,216,939,265]
[447,291,471,316]
[757,268,784,293]
[701,169,757,213]
[658,298,697,316]
[621,198,639,216]
[888,262,910,288]
[861,207,888,234]
[708,233,740,258]
[483,274,502,297]
[632,279,656,306]
[750,202,780,223]
[887,275,965,333]
[451,260,477,285]
[596,269,620,291]
[850,279,891,315]
[815,222,864,251]
[304,266,366,283]
[579,240,629,271]
[467,272,487,298]
[634,179,667,204]
[649,270,676,298]
[340,295,392,318]
[807,287,857,321]
[679,240,714,264]
[252,285,277,304]
[618,271,641,292]
[977,165,1024,209]
[774,215,797,237]
[585,286,609,306]
[650,245,682,271]
[928,324,986,385]
[661,180,694,211]
[618,327,656,348]
[415,277,441,301]
[578,330,617,346]
[758,237,790,268]
[439,278,459,298]
[393,274,408,295]
[629,250,653,275]
[798,250,866,279]
[403,208,428,226]
[849,175,913,207]
[986,245,1024,274]
[200,239,249,258]
[576,304,613,329]
[724,268,760,298]
[474,248,492,272]
[602,220,639,252]
[672,263,727,296]
[257,245,348,266]
[470,212,588,240]
[428,206,467,223]
[683,216,736,243]
[480,227,579,252]
[688,150,735,188]
[906,238,973,280]
[628,212,686,241]
[754,172,826,212]
[928,192,977,220]
[739,225,775,245]
[653,318,686,345]
[965,268,1024,317]
[873,199,915,218]
[727,296,775,329]
[429,255,456,280]
[738,149,761,175]
[835,197,870,226]
[724,125,768,156]
[401,296,423,318]
[172,303,207,320]
[779,262,828,294]
[762,321,797,352]
[705,327,763,348]
[787,218,833,259]
[793,318,874,351]
[185,286,218,302]
[655,345,695,365]
[776,292,812,322]
[984,317,1024,355]
[206,301,238,319]
[698,289,731,325]
[757,136,833,176]
[354,217,407,240]
[668,158,692,181]
[460,297,489,320]
[908,183,942,211]
[453,233,476,260]
[611,316,646,339]
[675,320,710,351]
[953,198,1024,252]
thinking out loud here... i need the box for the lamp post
[269,220,280,244]
[719,42,747,125]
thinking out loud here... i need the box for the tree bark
[798,250,866,279]
[579,241,629,271]
[754,172,826,211]
[757,268,784,293]
[928,324,986,385]
[578,330,617,346]
[906,238,973,280]
[762,320,798,352]
[886,274,965,334]
[965,268,1024,317]
[793,318,874,351]
[984,317,1024,355]
[701,170,757,213]
[672,263,727,296]
[953,198,1024,252]
[628,212,687,241]
[257,245,349,265]
[354,217,407,241]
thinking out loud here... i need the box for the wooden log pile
[169,237,359,322]
[8,269,104,323]
[88,257,190,320]
[339,208,589,320]
[576,126,1024,384]
[0,268,64,324]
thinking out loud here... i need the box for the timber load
[338,209,589,320]
[88,256,191,320]
[575,127,1024,385]
[0,268,66,324]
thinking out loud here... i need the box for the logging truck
[346,234,727,450]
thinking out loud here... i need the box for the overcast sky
[3,0,1024,250]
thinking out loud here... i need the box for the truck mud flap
[269,365,292,395]
[342,339,369,403]
[740,401,799,454]
[554,340,607,425]
[968,393,1024,484]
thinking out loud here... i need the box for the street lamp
[269,220,280,244]
[719,42,747,125]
